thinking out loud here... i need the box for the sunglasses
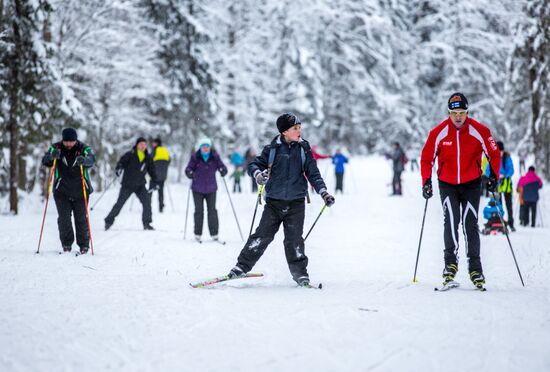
[448,110,468,117]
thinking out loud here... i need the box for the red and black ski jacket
[420,117,501,185]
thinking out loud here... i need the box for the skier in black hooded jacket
[104,137,158,231]
[42,128,95,254]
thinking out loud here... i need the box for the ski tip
[318,283,323,289]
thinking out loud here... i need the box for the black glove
[148,182,159,193]
[115,168,123,177]
[74,156,85,166]
[487,174,498,193]
[422,178,433,199]
[185,169,194,179]
[51,148,61,160]
[219,167,228,177]
[254,170,269,185]
[321,191,335,207]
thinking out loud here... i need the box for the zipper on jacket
[456,130,461,184]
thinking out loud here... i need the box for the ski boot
[296,276,311,287]
[195,235,202,243]
[62,246,72,253]
[80,246,89,255]
[442,263,458,285]
[469,271,486,291]
[227,266,246,280]
[212,235,219,241]
[143,223,155,231]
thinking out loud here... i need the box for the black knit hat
[497,141,504,151]
[153,138,162,146]
[276,113,301,133]
[448,92,468,110]
[62,127,78,141]
[135,137,147,146]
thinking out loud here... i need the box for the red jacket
[421,117,501,185]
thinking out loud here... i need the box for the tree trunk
[8,1,22,214]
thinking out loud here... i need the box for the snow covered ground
[1,156,549,372]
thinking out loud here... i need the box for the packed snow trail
[1,156,549,371]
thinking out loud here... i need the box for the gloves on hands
[185,169,194,179]
[486,174,498,193]
[321,191,335,207]
[75,156,85,166]
[254,170,269,185]
[51,149,61,160]
[148,182,160,192]
[422,178,433,199]
[115,168,123,177]
[219,167,228,177]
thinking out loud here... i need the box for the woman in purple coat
[185,137,228,241]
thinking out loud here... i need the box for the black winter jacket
[248,136,327,201]
[42,141,95,199]
[116,147,157,188]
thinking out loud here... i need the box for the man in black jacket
[42,128,95,254]
[226,113,335,286]
[104,137,158,230]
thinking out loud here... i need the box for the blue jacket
[486,152,514,178]
[483,198,504,220]
[332,153,348,174]
[248,136,327,201]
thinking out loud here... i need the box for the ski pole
[222,176,244,241]
[248,185,263,238]
[36,159,57,254]
[304,204,327,242]
[412,198,429,282]
[183,184,191,239]
[166,182,175,212]
[80,165,95,255]
[491,191,524,286]
[90,176,117,211]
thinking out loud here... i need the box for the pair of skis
[434,280,486,292]
[189,273,322,289]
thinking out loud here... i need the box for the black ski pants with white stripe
[236,198,308,283]
[438,178,482,273]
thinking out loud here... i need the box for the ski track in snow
[0,156,549,371]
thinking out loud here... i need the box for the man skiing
[332,148,348,193]
[151,138,171,213]
[390,142,405,195]
[226,113,335,287]
[420,93,501,289]
[41,128,95,254]
[104,137,158,231]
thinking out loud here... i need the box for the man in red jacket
[420,93,501,288]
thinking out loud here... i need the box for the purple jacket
[185,150,227,194]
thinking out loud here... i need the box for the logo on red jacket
[442,141,453,146]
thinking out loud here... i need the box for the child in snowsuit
[227,113,335,286]
[481,197,505,235]
[230,166,244,193]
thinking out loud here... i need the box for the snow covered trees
[1,0,549,209]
